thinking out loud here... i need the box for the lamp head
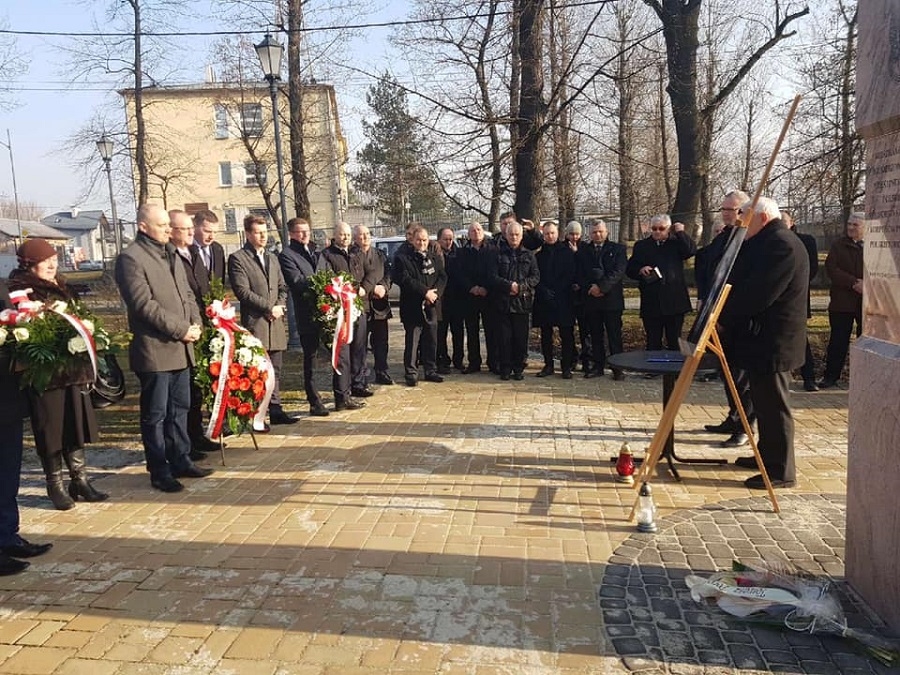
[255,33,284,80]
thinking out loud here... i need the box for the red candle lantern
[615,442,635,484]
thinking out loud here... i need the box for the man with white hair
[565,220,591,371]
[819,213,865,389]
[626,214,696,352]
[718,196,809,489]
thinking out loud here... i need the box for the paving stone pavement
[2,327,895,674]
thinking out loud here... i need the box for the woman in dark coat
[8,238,108,510]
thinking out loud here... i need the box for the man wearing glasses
[701,191,757,449]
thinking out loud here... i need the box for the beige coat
[115,233,200,373]
[228,244,289,352]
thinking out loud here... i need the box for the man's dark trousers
[137,369,192,481]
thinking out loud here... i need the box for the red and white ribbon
[204,299,275,439]
[325,276,359,375]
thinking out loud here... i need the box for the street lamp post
[255,33,289,248]
[95,135,121,261]
[1,129,23,245]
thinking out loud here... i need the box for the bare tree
[643,0,809,234]
[0,18,26,110]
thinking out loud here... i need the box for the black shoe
[173,464,215,479]
[817,379,837,389]
[351,387,375,398]
[270,411,300,425]
[189,449,208,461]
[512,372,524,381]
[744,474,796,490]
[500,372,510,381]
[704,420,739,434]
[585,370,602,379]
[734,456,757,469]
[253,424,271,434]
[453,362,464,371]
[375,373,394,385]
[536,366,554,378]
[195,438,220,453]
[151,476,184,493]
[405,376,418,387]
[721,433,749,448]
[309,403,330,417]
[561,370,573,379]
[0,553,29,576]
[68,477,109,503]
[612,370,626,381]
[436,365,453,375]
[462,365,481,374]
[424,373,444,383]
[803,380,820,392]
[644,373,659,380]
[0,538,53,559]
[335,397,366,411]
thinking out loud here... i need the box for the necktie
[203,246,212,269]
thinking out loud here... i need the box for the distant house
[41,208,115,265]
[0,217,71,276]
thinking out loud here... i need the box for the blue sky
[0,1,403,218]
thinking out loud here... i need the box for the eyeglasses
[650,227,667,231]
[720,207,738,213]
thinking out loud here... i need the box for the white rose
[236,347,253,365]
[242,335,262,349]
[51,301,68,313]
[0,327,6,346]
[12,327,29,342]
[67,335,88,354]
[81,319,95,334]
[209,337,225,354]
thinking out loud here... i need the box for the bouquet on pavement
[686,559,900,667]
[194,282,274,437]
[305,269,364,374]
[0,288,112,394]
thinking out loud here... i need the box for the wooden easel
[626,285,779,520]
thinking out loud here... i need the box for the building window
[224,208,237,233]
[240,103,263,138]
[219,162,232,187]
[244,161,267,187]
[214,104,229,139]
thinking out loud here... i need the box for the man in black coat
[279,217,330,417]
[626,214,696,351]
[783,210,820,391]
[700,190,757,448]
[436,227,464,373]
[533,223,576,378]
[191,209,227,286]
[565,221,591,372]
[353,225,393,385]
[719,197,809,489]
[0,283,53,574]
[456,222,493,373]
[491,221,540,380]
[575,220,627,379]
[317,222,371,410]
[393,226,448,386]
[170,210,218,458]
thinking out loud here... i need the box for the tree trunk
[131,0,148,206]
[512,0,546,223]
[838,4,858,226]
[658,62,674,209]
[548,0,576,226]
[288,0,310,221]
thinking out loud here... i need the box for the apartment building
[121,80,348,251]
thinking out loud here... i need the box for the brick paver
[1,323,890,673]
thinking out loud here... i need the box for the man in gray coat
[228,214,296,426]
[115,204,213,493]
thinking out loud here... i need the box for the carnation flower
[67,335,88,354]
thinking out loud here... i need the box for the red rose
[209,362,221,377]
[320,303,331,314]
[227,396,240,409]
[229,362,244,377]
[248,366,260,381]
[239,378,251,391]
[211,379,219,393]
[227,377,242,391]
[237,402,252,417]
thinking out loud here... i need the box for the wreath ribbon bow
[325,276,359,375]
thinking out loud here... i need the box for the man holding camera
[626,214,696,351]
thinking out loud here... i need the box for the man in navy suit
[279,218,330,417]
[191,209,226,286]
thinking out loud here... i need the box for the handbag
[90,353,126,408]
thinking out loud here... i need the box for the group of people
[0,196,864,575]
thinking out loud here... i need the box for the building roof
[41,210,106,233]
[0,217,70,241]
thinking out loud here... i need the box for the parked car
[373,236,406,303]
[77,260,104,271]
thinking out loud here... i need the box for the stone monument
[847,0,900,634]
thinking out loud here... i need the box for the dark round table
[607,349,726,480]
